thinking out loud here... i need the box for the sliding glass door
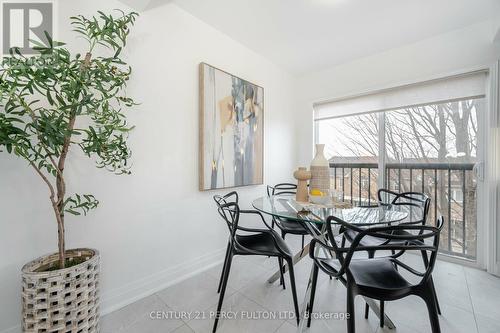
[314,72,488,262]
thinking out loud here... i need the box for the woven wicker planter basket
[21,248,100,333]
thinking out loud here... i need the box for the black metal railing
[330,162,477,259]
[330,162,378,206]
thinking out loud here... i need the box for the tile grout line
[225,256,308,329]
[119,294,186,333]
[107,296,162,333]
[186,290,287,332]
[273,319,290,332]
[153,293,193,330]
[462,266,480,333]
[230,291,289,332]
[155,261,264,331]
[155,274,237,330]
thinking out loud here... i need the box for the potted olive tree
[0,10,138,332]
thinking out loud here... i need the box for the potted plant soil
[0,10,138,332]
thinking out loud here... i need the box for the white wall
[295,19,500,165]
[0,1,298,332]
[495,12,500,43]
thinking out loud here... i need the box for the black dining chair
[267,184,310,246]
[342,189,432,255]
[307,215,444,333]
[378,190,431,221]
[267,183,312,288]
[213,192,300,332]
[214,191,286,292]
[341,189,441,319]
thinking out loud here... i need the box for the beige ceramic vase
[310,144,330,194]
[293,167,311,202]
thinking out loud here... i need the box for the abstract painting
[199,63,264,191]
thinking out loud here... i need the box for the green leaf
[66,209,81,216]
[44,30,53,48]
[47,90,54,105]
[1,10,138,224]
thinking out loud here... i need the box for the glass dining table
[252,195,421,331]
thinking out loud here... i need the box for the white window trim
[486,61,500,275]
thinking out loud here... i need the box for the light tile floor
[101,238,500,333]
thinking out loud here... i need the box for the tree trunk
[54,52,92,269]
[55,114,75,269]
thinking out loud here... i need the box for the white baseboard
[0,248,225,333]
[100,247,225,316]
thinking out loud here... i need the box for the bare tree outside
[316,98,482,259]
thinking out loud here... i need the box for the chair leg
[364,250,375,319]
[307,264,320,327]
[346,282,355,333]
[421,285,442,333]
[379,301,384,328]
[430,277,442,315]
[286,257,300,325]
[300,235,305,256]
[391,249,398,271]
[217,243,230,293]
[278,257,285,289]
[422,251,441,315]
[421,249,430,266]
[213,252,233,333]
[340,235,346,280]
[326,238,332,280]
[278,257,282,286]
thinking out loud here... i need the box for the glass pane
[318,113,379,160]
[384,99,482,259]
[316,113,379,204]
[385,100,479,164]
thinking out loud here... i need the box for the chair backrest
[214,191,239,206]
[393,191,429,206]
[267,183,297,197]
[316,215,444,287]
[378,189,431,225]
[378,189,428,205]
[213,192,240,238]
[377,189,400,205]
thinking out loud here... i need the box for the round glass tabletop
[252,195,421,226]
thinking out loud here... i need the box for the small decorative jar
[293,167,311,202]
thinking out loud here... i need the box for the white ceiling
[172,0,500,75]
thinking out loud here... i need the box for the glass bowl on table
[330,189,344,203]
[309,189,330,205]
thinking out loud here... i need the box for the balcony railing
[330,162,477,260]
